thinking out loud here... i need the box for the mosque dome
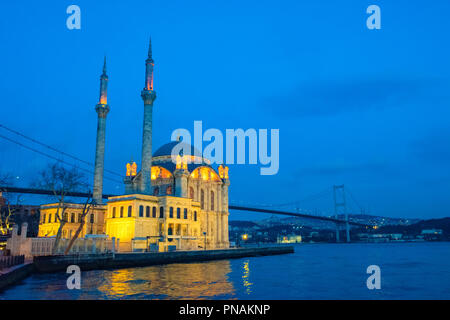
[152,141,201,158]
[151,141,214,174]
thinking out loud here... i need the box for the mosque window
[194,211,197,221]
[71,212,75,223]
[201,189,205,210]
[90,214,94,223]
[146,206,150,217]
[211,191,215,211]
[78,213,82,222]
[159,207,164,218]
[189,187,195,199]
[120,207,124,218]
[42,214,46,224]
[170,207,174,218]
[153,187,159,196]
[128,206,132,217]
[152,206,156,218]
[177,208,181,219]
[184,208,188,219]
[166,185,172,195]
[112,207,116,218]
[139,205,144,217]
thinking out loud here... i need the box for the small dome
[153,141,201,158]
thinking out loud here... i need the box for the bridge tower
[333,185,350,243]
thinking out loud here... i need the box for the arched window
[90,214,94,223]
[128,206,132,217]
[168,227,173,242]
[166,185,172,195]
[120,206,124,218]
[71,212,75,223]
[177,208,181,219]
[184,208,188,219]
[139,205,144,217]
[78,213,82,222]
[153,187,159,196]
[112,207,116,218]
[42,214,46,224]
[189,187,195,199]
[159,207,164,218]
[211,191,215,211]
[169,207,174,218]
[146,206,150,217]
[152,206,156,218]
[201,189,205,210]
[194,211,197,221]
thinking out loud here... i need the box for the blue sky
[0,0,450,219]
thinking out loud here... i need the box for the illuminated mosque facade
[38,40,230,251]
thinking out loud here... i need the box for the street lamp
[203,231,207,250]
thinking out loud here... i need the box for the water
[1,242,449,299]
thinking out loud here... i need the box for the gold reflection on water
[242,260,253,295]
[95,260,235,299]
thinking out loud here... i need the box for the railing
[0,255,25,270]
[31,237,113,256]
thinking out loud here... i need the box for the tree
[64,191,94,255]
[0,173,20,236]
[34,163,88,254]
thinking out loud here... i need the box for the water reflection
[93,260,235,299]
[241,260,253,295]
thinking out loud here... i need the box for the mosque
[37,40,230,252]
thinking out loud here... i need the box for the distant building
[389,234,403,241]
[277,234,302,244]
[421,229,443,235]
[421,229,443,241]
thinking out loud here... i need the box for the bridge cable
[0,123,123,177]
[0,133,123,184]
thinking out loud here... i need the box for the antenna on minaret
[102,56,107,75]
[147,37,153,61]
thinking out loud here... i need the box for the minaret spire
[148,37,153,60]
[140,38,157,194]
[102,56,107,75]
[144,37,154,91]
[93,58,110,204]
[99,56,108,105]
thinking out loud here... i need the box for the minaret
[93,56,110,204]
[140,38,157,194]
